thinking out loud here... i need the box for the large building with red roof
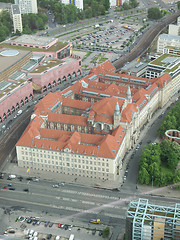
[16,60,176,181]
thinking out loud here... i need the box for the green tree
[158,115,177,138]
[174,169,180,183]
[0,27,6,42]
[160,140,179,170]
[129,0,139,8]
[149,162,160,178]
[138,167,150,184]
[104,0,110,10]
[148,7,163,20]
[167,151,178,170]
[178,1,180,10]
[102,227,110,238]
[0,0,14,2]
[160,140,172,163]
[22,13,48,33]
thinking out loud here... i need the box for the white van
[33,231,38,237]
[17,110,22,115]
[8,175,16,179]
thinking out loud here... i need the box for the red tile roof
[89,60,116,75]
[48,113,87,125]
[17,115,126,158]
[62,98,92,109]
[17,61,172,161]
[121,103,138,123]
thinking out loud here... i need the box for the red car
[58,223,61,228]
[3,186,7,189]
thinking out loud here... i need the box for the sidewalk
[137,183,180,199]
[2,162,122,190]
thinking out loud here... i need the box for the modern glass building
[126,198,180,240]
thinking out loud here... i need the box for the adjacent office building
[14,0,38,14]
[110,0,128,7]
[126,198,180,240]
[11,4,23,33]
[61,0,83,10]
[157,34,180,53]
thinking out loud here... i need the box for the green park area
[138,101,180,187]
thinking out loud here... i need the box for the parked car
[47,234,52,239]
[44,221,50,227]
[49,222,53,227]
[32,220,37,225]
[27,218,32,224]
[58,182,65,186]
[58,223,61,228]
[26,177,33,181]
[23,188,29,192]
[69,225,73,231]
[64,225,68,230]
[92,229,96,235]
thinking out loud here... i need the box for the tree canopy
[0,0,14,2]
[178,1,180,10]
[0,10,13,42]
[138,140,180,187]
[158,101,180,138]
[38,0,109,24]
[102,227,110,238]
[22,13,48,34]
[147,7,163,20]
[115,0,139,11]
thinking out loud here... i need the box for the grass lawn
[160,163,174,175]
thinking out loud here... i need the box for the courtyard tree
[138,167,150,185]
[148,7,163,20]
[102,227,110,238]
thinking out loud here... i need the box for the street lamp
[152,175,153,188]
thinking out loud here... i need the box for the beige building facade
[16,61,179,181]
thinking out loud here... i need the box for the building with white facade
[11,4,23,33]
[145,54,180,96]
[16,60,180,182]
[110,0,128,7]
[15,0,38,14]
[157,34,180,53]
[61,0,83,10]
[169,24,180,36]
[168,16,180,36]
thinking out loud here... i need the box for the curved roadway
[113,11,180,71]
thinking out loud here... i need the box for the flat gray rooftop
[0,48,30,74]
[11,35,57,47]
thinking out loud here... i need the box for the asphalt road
[0,171,179,225]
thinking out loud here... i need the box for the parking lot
[1,210,105,240]
[73,21,142,52]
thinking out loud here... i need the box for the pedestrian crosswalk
[63,189,119,200]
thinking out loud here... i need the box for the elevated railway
[113,11,180,71]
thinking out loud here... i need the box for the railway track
[113,11,180,71]
[0,110,33,169]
